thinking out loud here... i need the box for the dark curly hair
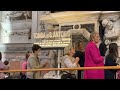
[32,44,41,53]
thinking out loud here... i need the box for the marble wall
[0,11,32,43]
[0,11,51,61]
[0,11,120,61]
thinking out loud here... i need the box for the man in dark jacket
[74,41,85,79]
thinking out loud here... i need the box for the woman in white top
[61,48,80,79]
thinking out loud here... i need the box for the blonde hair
[89,31,99,41]
[64,47,75,55]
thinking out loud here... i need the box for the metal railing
[1,66,120,73]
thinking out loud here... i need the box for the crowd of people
[0,31,119,79]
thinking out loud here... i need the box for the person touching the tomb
[26,44,48,79]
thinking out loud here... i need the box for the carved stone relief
[102,14,120,57]
[1,11,32,43]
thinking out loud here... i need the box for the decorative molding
[3,11,32,21]
[70,28,90,41]
[39,11,103,24]
[100,12,120,21]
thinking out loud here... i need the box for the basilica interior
[0,11,120,79]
